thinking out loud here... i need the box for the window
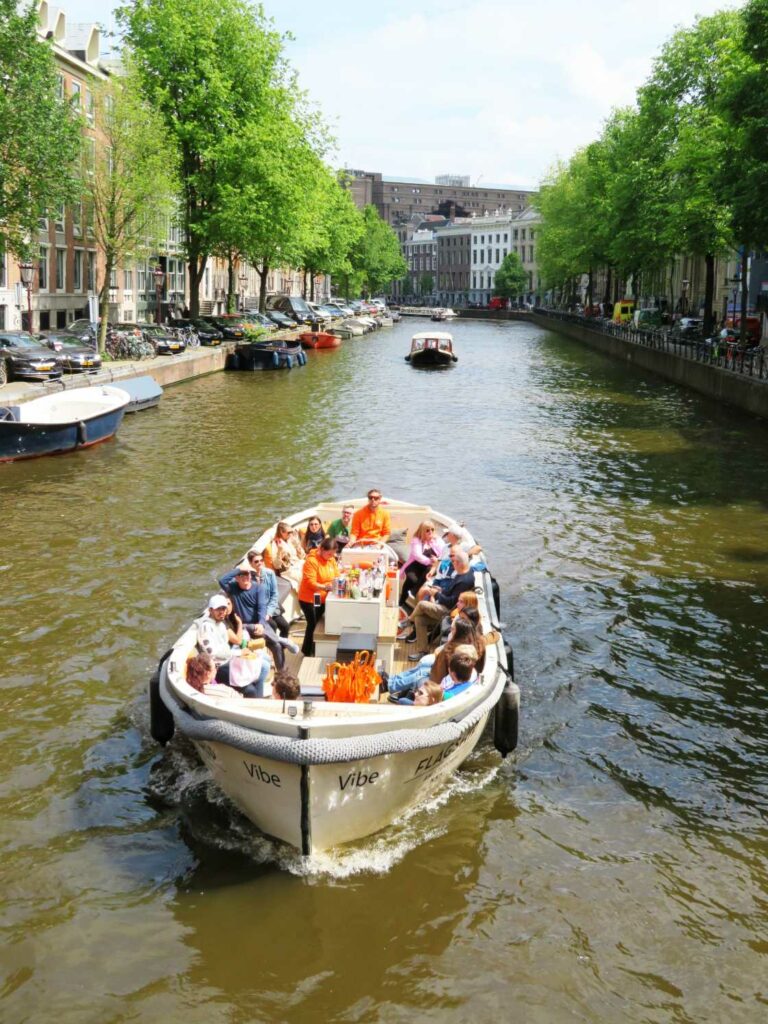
[513,229,518,240]
[55,204,65,231]
[472,250,477,264]
[481,235,485,244]
[70,80,82,110]
[496,249,500,263]
[39,247,48,290]
[86,89,94,123]
[56,248,66,290]
[73,250,82,291]
[530,229,535,240]
[72,201,82,236]
[496,234,500,243]
[529,245,534,263]
[503,249,507,259]
[503,234,508,243]
[56,74,64,100]
[109,267,117,288]
[124,268,133,289]
[521,229,526,241]
[480,250,484,263]
[87,251,96,291]
[137,265,148,293]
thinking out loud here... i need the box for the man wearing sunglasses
[350,489,391,546]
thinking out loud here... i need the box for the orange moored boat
[299,331,342,350]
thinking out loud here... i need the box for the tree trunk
[98,255,113,355]
[227,253,236,313]
[310,272,316,302]
[703,253,715,335]
[187,247,207,318]
[257,263,269,312]
[740,248,749,346]
[603,266,612,307]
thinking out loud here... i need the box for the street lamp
[238,273,248,312]
[19,260,35,331]
[152,265,165,325]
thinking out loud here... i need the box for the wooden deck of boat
[284,621,414,703]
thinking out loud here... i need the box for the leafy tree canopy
[0,0,81,258]
[493,252,528,299]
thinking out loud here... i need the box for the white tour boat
[151,498,519,855]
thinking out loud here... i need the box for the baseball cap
[208,594,229,610]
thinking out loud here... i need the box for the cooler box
[324,593,382,635]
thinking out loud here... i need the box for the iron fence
[536,310,768,383]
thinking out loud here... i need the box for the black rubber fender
[272,351,280,368]
[149,648,175,746]
[493,679,519,757]
[76,420,87,446]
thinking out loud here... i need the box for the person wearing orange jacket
[350,489,391,545]
[297,537,340,656]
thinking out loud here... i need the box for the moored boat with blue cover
[0,385,130,462]
[116,375,163,413]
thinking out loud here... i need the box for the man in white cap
[194,594,234,670]
[442,521,480,556]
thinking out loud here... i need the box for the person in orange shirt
[350,489,391,545]
[297,538,340,656]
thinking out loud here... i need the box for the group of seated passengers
[383,610,487,704]
[186,651,300,702]
[191,489,488,702]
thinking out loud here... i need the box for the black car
[0,331,64,384]
[265,295,316,325]
[38,332,102,373]
[65,319,99,344]
[242,311,277,331]
[265,310,297,330]
[137,323,187,355]
[201,316,246,340]
[172,318,222,346]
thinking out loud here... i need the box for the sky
[59,0,734,189]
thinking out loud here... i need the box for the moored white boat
[405,331,458,367]
[152,498,519,855]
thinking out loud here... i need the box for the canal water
[2,317,767,1022]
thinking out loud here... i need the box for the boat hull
[299,332,342,350]
[0,389,129,462]
[408,350,455,367]
[190,713,489,853]
[230,342,307,370]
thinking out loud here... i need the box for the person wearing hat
[442,521,480,555]
[219,566,293,670]
[194,594,237,679]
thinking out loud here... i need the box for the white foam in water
[151,741,503,877]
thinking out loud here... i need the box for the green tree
[90,67,178,351]
[493,252,528,300]
[0,0,81,258]
[299,171,364,301]
[420,272,434,296]
[349,206,406,296]
[638,10,741,331]
[118,0,285,316]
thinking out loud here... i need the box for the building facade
[469,207,542,305]
[435,223,472,307]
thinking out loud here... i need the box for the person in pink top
[399,519,445,610]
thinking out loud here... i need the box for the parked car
[137,323,187,355]
[38,332,102,372]
[266,295,316,324]
[242,311,277,330]
[62,319,99,345]
[725,314,761,346]
[0,331,64,384]
[307,302,332,324]
[262,310,294,330]
[317,304,342,319]
[172,318,222,346]
[671,317,704,343]
[200,315,246,340]
[326,301,354,317]
[633,308,663,330]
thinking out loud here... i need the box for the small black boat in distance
[405,331,458,367]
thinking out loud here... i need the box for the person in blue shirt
[219,566,296,669]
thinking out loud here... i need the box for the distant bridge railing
[535,309,768,384]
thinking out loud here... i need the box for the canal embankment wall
[531,313,768,420]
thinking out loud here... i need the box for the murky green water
[2,318,767,1023]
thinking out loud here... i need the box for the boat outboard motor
[493,675,519,758]
[149,649,175,746]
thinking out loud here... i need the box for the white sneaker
[281,638,300,654]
